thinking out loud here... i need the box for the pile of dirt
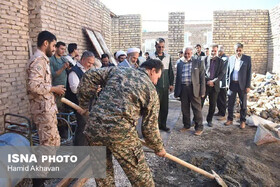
[152,123,280,186]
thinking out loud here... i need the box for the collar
[182,57,192,63]
[77,62,86,71]
[36,49,49,63]
[138,68,149,76]
[155,52,165,57]
[236,55,242,60]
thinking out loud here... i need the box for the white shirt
[64,55,77,66]
[233,55,242,81]
[68,62,86,94]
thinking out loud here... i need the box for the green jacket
[150,52,174,89]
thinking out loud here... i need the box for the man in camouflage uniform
[78,59,167,187]
[27,31,65,146]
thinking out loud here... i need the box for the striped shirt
[181,58,192,84]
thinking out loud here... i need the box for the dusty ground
[19,100,280,186]
[83,100,280,187]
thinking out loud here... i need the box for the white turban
[127,48,140,54]
[116,51,127,59]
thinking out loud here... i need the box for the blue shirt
[181,59,192,84]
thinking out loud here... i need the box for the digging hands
[156,148,167,157]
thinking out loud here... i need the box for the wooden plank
[85,29,104,58]
[93,31,118,66]
[56,155,90,187]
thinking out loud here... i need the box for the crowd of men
[26,30,251,187]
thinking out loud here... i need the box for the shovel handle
[61,98,215,180]
[61,98,81,111]
[139,139,215,179]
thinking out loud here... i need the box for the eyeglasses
[157,46,165,49]
[236,50,242,52]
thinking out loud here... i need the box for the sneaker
[207,122,213,127]
[160,127,170,132]
[194,130,203,136]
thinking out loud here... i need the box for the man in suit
[215,45,229,120]
[174,47,205,136]
[201,44,225,127]
[150,38,174,132]
[194,44,205,60]
[224,43,251,129]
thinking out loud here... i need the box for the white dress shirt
[233,55,242,81]
[68,62,86,94]
[64,55,77,66]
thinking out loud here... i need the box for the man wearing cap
[115,50,127,64]
[118,48,140,68]
[150,38,174,132]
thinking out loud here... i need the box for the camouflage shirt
[78,67,164,152]
[27,49,57,115]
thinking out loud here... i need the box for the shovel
[61,98,227,187]
[139,140,227,187]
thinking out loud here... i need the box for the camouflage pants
[32,112,61,146]
[93,131,154,187]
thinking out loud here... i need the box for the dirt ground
[19,101,280,187]
[84,101,280,187]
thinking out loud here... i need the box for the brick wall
[111,14,142,53]
[0,0,30,131]
[142,31,169,54]
[213,10,270,74]
[268,3,280,73]
[168,12,185,65]
[28,0,112,54]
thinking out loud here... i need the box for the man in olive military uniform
[150,38,174,132]
[77,59,166,187]
[27,31,65,146]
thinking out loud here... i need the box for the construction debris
[247,72,280,123]
[254,123,280,145]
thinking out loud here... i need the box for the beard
[46,45,53,57]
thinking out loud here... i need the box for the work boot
[160,127,170,132]
[240,121,246,129]
[224,120,233,126]
[194,130,203,136]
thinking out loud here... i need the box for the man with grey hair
[224,43,251,129]
[65,50,95,145]
[118,48,140,68]
[201,44,226,127]
[215,45,229,120]
[150,38,174,132]
[174,47,205,136]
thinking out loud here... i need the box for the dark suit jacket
[174,57,205,98]
[220,54,229,88]
[204,56,226,92]
[227,54,252,91]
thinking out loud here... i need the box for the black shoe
[214,113,222,116]
[160,127,170,132]
[207,122,213,127]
